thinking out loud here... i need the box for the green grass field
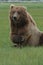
[0,2,43,65]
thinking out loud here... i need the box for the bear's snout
[13,12,18,21]
[13,15,17,21]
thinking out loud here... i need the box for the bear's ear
[10,4,15,9]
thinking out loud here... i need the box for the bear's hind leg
[39,33,43,45]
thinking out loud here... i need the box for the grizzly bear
[9,4,43,47]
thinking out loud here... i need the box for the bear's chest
[12,24,28,36]
[15,26,28,35]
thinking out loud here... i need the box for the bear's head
[10,4,28,27]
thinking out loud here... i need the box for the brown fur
[9,4,43,47]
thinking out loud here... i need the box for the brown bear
[9,4,43,47]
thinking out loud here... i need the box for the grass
[0,2,43,65]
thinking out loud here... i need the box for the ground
[0,2,43,65]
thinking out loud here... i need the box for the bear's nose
[13,17,17,20]
[13,12,18,21]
